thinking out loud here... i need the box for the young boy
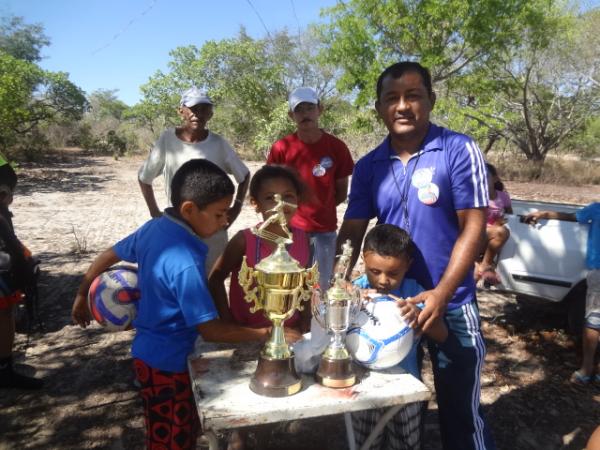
[351,224,447,450]
[524,203,600,384]
[0,158,42,389]
[72,159,301,449]
[138,87,250,274]
[267,87,354,289]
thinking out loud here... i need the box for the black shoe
[0,363,44,390]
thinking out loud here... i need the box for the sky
[0,0,338,105]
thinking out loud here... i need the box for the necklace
[390,151,422,234]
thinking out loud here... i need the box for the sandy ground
[0,148,599,450]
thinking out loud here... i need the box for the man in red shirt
[267,87,354,288]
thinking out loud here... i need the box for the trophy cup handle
[311,288,327,329]
[239,256,259,311]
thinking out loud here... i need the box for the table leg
[359,405,402,450]
[344,412,357,450]
[205,430,220,450]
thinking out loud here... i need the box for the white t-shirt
[138,128,249,205]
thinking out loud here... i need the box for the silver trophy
[312,240,362,388]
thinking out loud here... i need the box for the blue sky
[0,0,337,105]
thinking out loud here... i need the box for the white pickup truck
[495,200,588,332]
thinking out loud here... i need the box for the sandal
[570,370,592,385]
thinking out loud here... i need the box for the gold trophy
[313,240,362,388]
[238,194,318,397]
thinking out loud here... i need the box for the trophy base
[250,355,302,397]
[315,356,356,388]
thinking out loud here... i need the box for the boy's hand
[522,211,545,225]
[389,294,420,329]
[283,327,303,344]
[408,289,448,333]
[359,288,379,301]
[72,293,92,328]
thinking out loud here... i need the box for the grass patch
[486,153,600,185]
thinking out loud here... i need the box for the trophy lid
[255,243,304,273]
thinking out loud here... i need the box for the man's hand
[227,202,243,227]
[409,289,448,333]
[72,293,91,328]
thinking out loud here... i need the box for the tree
[319,0,555,106]
[134,28,342,156]
[0,16,49,63]
[0,17,86,156]
[454,9,600,163]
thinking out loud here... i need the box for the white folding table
[188,342,430,450]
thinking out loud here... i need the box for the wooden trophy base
[315,356,356,388]
[250,354,302,397]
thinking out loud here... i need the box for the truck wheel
[566,281,587,335]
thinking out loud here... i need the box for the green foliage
[0,16,87,158]
[135,28,341,158]
[0,16,49,62]
[319,0,554,106]
[88,89,128,120]
[455,7,599,162]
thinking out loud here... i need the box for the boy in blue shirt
[72,159,301,450]
[351,224,447,450]
[524,203,600,385]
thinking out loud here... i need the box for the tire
[566,281,587,335]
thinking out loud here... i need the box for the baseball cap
[180,87,213,107]
[288,87,319,111]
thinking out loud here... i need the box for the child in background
[351,224,447,450]
[209,164,312,334]
[524,203,600,385]
[0,159,42,389]
[208,164,311,450]
[477,163,513,286]
[72,159,301,450]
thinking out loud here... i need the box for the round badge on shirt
[320,156,333,169]
[412,167,435,189]
[312,164,326,177]
[417,183,439,205]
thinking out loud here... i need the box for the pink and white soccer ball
[88,266,140,331]
[346,295,414,370]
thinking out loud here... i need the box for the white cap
[180,87,213,107]
[288,87,319,111]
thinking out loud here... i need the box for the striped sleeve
[448,136,489,210]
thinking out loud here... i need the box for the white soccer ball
[87,266,140,332]
[346,295,414,370]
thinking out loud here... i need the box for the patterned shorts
[351,402,423,450]
[585,269,600,329]
[133,359,200,450]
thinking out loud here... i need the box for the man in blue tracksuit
[337,61,495,450]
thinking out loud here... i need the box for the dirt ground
[1,148,599,450]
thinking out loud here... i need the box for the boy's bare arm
[523,210,576,224]
[72,248,121,328]
[207,231,245,322]
[197,320,302,344]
